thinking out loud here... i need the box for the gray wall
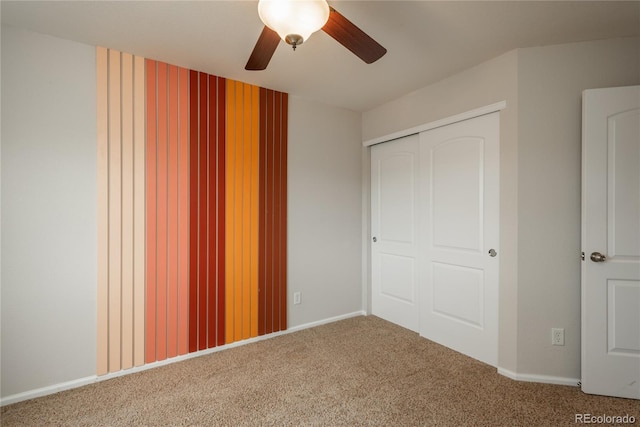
[0,25,364,399]
[1,26,98,397]
[288,97,363,326]
[516,37,640,377]
[362,36,640,380]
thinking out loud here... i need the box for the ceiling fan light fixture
[258,0,330,47]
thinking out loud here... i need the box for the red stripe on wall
[250,85,260,338]
[188,70,199,354]
[258,88,288,335]
[188,71,227,353]
[197,72,208,351]
[207,75,218,348]
[273,91,282,332]
[233,80,244,342]
[217,77,227,347]
[266,89,274,335]
[258,88,267,337]
[280,92,289,329]
[225,82,236,344]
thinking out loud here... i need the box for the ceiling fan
[245,0,387,71]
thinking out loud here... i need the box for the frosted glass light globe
[258,0,330,45]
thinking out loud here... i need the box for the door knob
[488,249,497,257]
[372,237,377,243]
[590,252,606,262]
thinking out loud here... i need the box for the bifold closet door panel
[419,112,499,367]
[370,134,421,332]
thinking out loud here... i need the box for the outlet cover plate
[552,328,565,346]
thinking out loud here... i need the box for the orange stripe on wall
[146,61,191,363]
[133,55,146,367]
[98,47,148,374]
[177,67,190,356]
[156,62,169,362]
[197,72,208,351]
[96,47,109,376]
[225,80,261,343]
[265,89,274,335]
[146,59,158,364]
[250,85,260,338]
[121,52,135,371]
[167,65,179,359]
[108,49,122,373]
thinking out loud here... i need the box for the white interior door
[371,134,420,332]
[582,85,640,400]
[419,113,499,366]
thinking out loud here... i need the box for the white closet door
[371,134,420,332]
[419,113,499,366]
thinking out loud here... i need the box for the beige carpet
[2,316,638,426]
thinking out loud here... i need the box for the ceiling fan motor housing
[285,34,304,49]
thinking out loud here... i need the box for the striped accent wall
[96,47,288,375]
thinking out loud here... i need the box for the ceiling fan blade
[245,26,280,71]
[322,7,387,64]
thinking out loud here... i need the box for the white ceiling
[2,1,639,112]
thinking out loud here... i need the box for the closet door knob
[372,237,377,242]
[488,249,497,257]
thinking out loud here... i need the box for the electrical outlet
[293,292,301,305]
[552,328,565,346]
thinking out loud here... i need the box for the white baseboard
[287,311,367,333]
[1,311,367,407]
[498,367,580,387]
[0,376,99,407]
